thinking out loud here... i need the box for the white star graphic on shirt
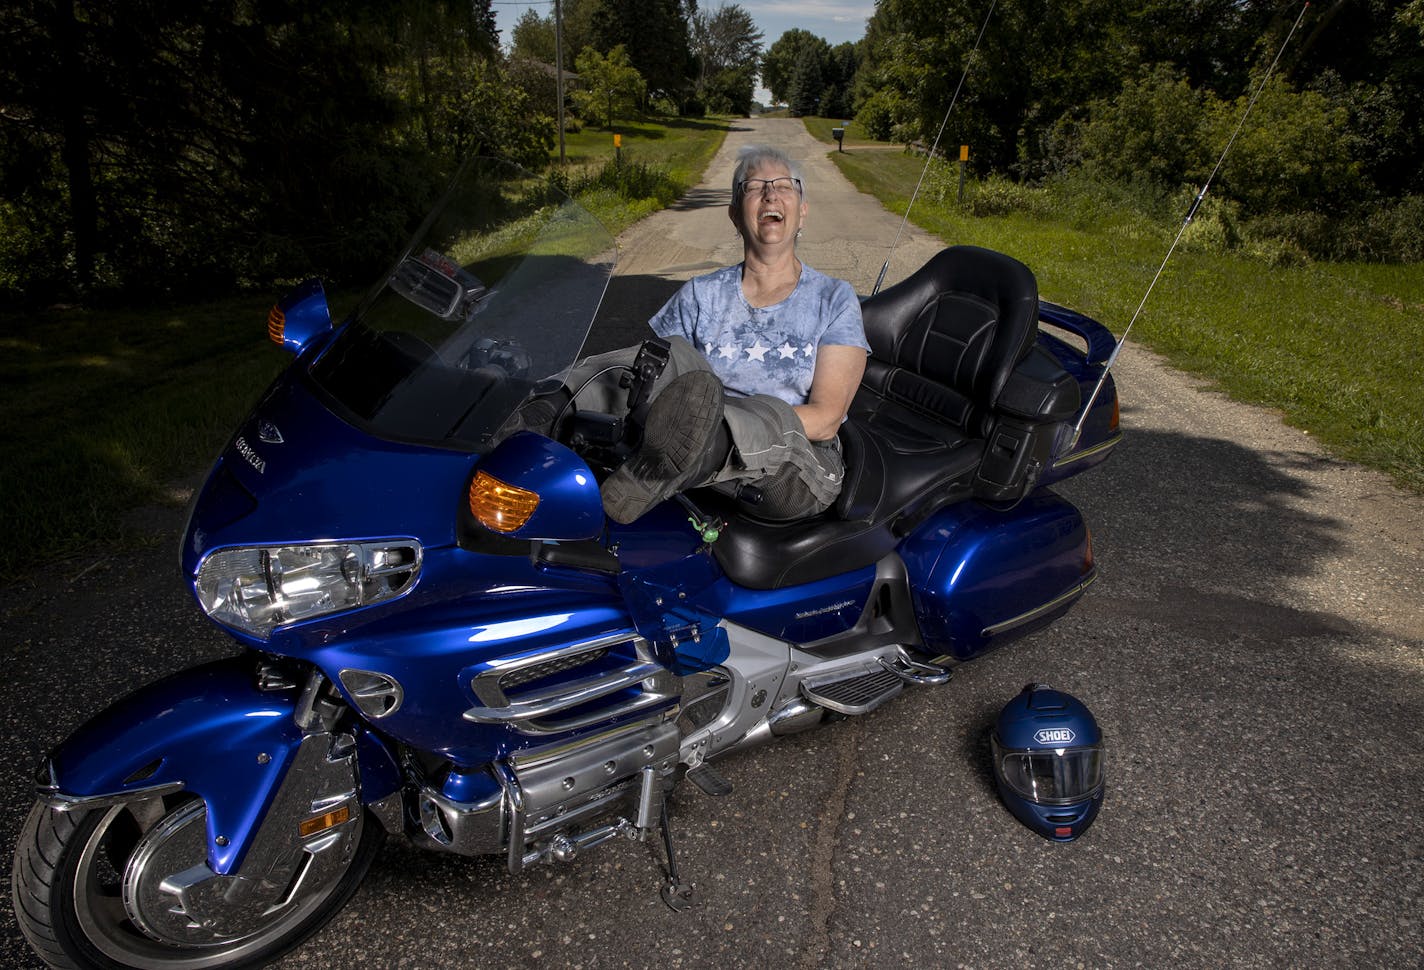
[718,342,738,360]
[703,342,716,358]
[746,340,770,362]
[777,342,798,359]
[803,343,815,358]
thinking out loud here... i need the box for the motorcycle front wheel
[12,793,383,970]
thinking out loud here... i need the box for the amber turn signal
[469,471,540,533]
[298,803,351,838]
[267,305,286,346]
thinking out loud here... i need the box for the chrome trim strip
[507,689,674,737]
[463,661,664,724]
[472,631,644,701]
[982,572,1097,638]
[1052,432,1122,470]
[42,781,186,812]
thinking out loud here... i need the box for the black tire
[11,794,383,970]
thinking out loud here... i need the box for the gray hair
[731,144,805,204]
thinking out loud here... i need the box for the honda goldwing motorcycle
[12,158,1119,969]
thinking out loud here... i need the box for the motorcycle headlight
[195,541,422,639]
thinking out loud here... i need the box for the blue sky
[490,1,877,103]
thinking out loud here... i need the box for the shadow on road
[1069,398,1352,603]
[581,272,685,355]
[668,187,731,212]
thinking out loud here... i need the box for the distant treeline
[2,1,1419,306]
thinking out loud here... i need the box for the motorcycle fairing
[618,549,730,675]
[472,432,605,541]
[185,377,479,581]
[40,657,399,875]
[253,530,683,766]
[270,277,333,353]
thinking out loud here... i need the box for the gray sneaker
[602,371,725,524]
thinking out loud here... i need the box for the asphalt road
[3,118,1422,969]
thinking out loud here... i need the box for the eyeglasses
[738,176,802,198]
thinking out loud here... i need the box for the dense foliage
[762,31,859,118]
[845,0,1422,262]
[0,1,762,306]
[0,1,552,303]
[510,0,763,117]
[4,0,1418,308]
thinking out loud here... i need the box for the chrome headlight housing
[195,541,422,639]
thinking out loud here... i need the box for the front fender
[43,656,398,874]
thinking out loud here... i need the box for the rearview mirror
[391,249,487,320]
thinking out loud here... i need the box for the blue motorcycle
[12,158,1119,969]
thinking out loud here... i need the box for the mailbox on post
[832,126,845,151]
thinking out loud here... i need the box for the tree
[692,3,763,87]
[1076,65,1210,188]
[820,42,859,118]
[787,45,826,117]
[0,0,525,303]
[691,3,762,112]
[762,29,830,105]
[572,45,647,127]
[853,0,1145,174]
[510,0,598,70]
[394,46,553,171]
[588,0,694,103]
[1214,77,1361,216]
[511,8,557,64]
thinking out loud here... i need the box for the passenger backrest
[857,246,1039,441]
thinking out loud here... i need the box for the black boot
[602,371,727,524]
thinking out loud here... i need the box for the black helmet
[990,684,1105,841]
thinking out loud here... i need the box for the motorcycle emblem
[1034,728,1076,745]
[258,421,284,444]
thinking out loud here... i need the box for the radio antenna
[1069,1,1312,448]
[872,0,998,295]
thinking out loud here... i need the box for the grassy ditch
[819,129,1424,495]
[0,297,289,577]
[549,117,727,234]
[0,118,729,579]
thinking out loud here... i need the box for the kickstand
[657,800,696,912]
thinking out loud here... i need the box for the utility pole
[554,0,566,164]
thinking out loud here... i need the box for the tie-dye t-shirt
[649,262,868,407]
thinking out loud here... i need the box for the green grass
[0,296,291,576]
[802,116,881,151]
[825,140,1424,494]
[0,117,729,578]
[549,117,727,237]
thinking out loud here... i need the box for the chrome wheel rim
[69,797,363,969]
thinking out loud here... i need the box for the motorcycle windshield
[309,157,617,450]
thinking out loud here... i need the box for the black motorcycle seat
[697,417,982,590]
[701,246,1039,591]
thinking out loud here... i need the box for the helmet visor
[993,741,1103,805]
